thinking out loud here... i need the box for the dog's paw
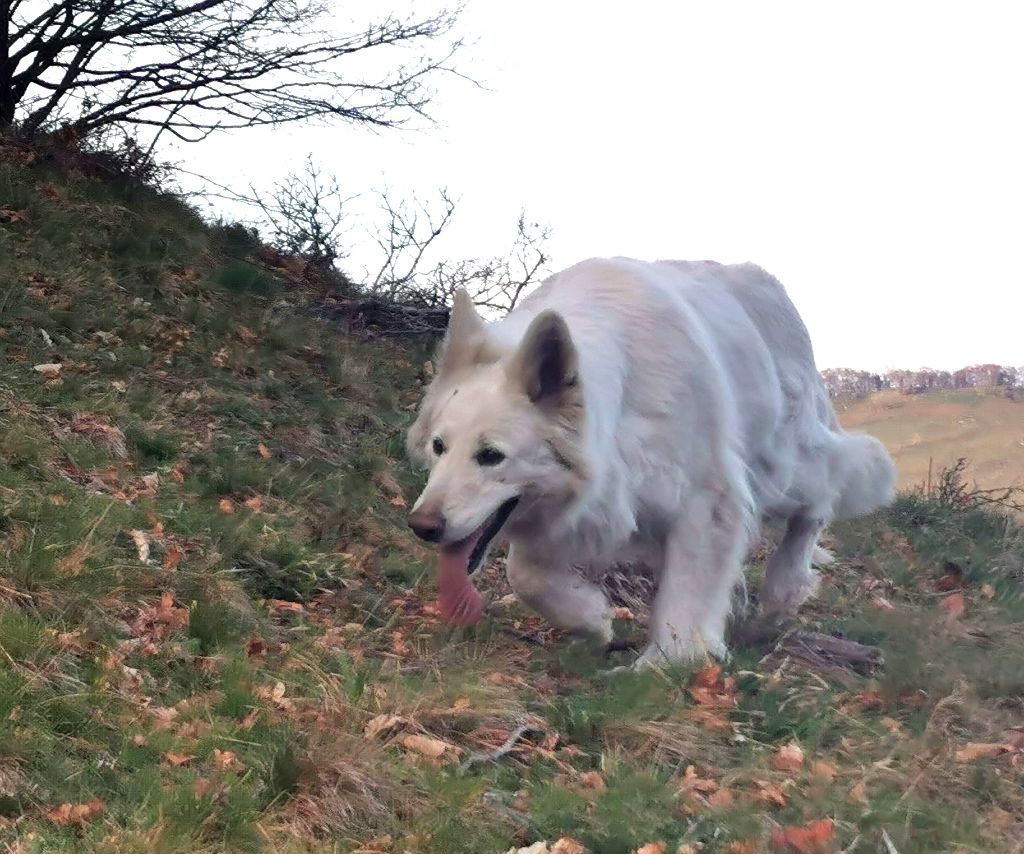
[596,662,637,679]
[811,545,836,567]
[630,637,730,672]
[759,572,819,618]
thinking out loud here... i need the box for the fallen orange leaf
[46,797,104,828]
[268,599,304,613]
[692,708,734,733]
[33,362,62,380]
[753,779,789,807]
[180,721,209,743]
[364,714,406,740]
[708,788,735,809]
[693,664,722,688]
[218,498,235,514]
[164,751,196,767]
[852,692,885,711]
[193,778,217,798]
[257,443,271,459]
[847,780,868,805]
[688,665,738,709]
[213,748,243,772]
[238,708,260,730]
[352,836,394,854]
[634,844,667,854]
[256,680,291,709]
[771,741,805,773]
[955,742,1015,762]
[162,546,184,571]
[809,760,837,783]
[150,706,180,730]
[677,764,718,798]
[400,733,456,761]
[770,818,834,852]
[390,630,411,657]
[939,592,966,620]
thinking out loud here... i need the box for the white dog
[405,258,896,668]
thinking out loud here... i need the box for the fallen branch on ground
[459,725,545,773]
[308,298,449,335]
[731,617,884,685]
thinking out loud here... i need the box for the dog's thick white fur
[407,258,896,667]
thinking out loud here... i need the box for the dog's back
[502,257,894,524]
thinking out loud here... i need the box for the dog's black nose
[407,509,445,543]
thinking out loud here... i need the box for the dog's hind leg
[636,488,751,668]
[759,513,823,617]
[506,546,613,648]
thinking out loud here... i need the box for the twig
[881,829,900,854]
[458,724,544,773]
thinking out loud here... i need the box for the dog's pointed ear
[437,288,489,376]
[507,310,579,408]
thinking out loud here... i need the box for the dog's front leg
[635,487,750,669]
[506,545,613,649]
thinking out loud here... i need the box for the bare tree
[251,156,352,269]
[367,186,456,300]
[367,188,550,313]
[431,213,550,314]
[182,161,550,328]
[0,0,463,139]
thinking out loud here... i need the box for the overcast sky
[172,1,1024,373]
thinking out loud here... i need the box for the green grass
[2,142,1024,852]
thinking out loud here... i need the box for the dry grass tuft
[281,733,404,840]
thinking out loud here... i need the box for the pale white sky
[171,1,1024,373]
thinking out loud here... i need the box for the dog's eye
[475,446,505,467]
[432,437,446,456]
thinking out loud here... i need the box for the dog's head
[405,290,587,622]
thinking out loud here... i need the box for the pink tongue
[436,534,485,627]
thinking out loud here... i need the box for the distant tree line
[821,365,1024,399]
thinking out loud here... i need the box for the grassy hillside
[837,390,1024,498]
[2,147,1024,853]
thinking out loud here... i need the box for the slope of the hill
[2,149,1024,853]
[836,390,1024,496]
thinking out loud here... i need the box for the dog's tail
[830,431,897,519]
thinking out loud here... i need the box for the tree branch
[4,0,465,138]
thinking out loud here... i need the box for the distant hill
[835,389,1024,495]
